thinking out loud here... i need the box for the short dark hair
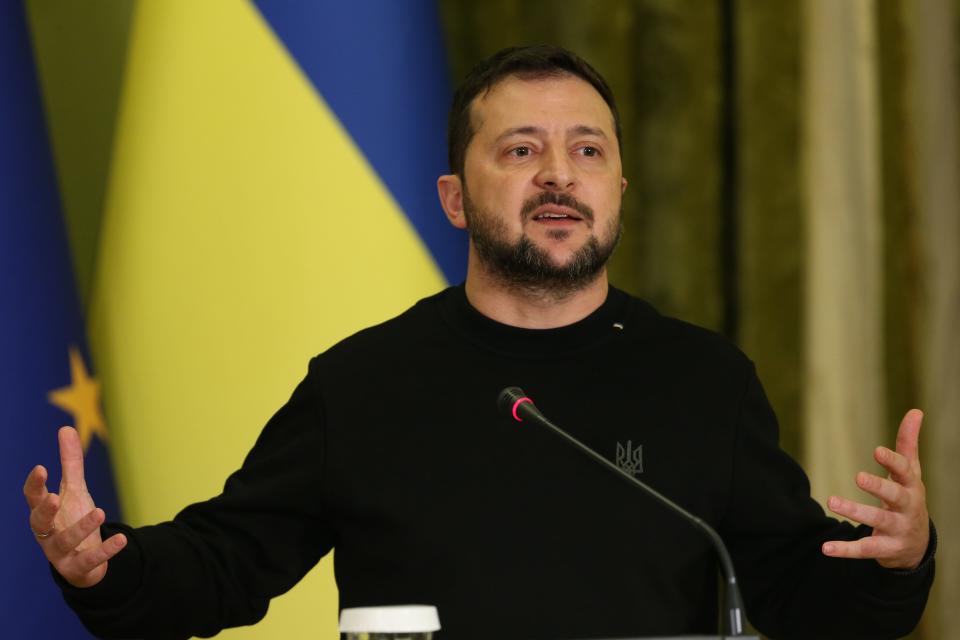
[447,45,622,178]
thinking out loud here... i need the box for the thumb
[895,409,924,463]
[58,426,87,488]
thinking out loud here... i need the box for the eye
[507,146,533,158]
[577,146,601,158]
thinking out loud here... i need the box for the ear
[437,174,467,229]
[621,177,628,194]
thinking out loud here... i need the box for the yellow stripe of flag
[90,2,447,638]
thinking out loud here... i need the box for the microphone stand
[499,387,754,639]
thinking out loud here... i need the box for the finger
[52,508,105,555]
[822,536,898,560]
[23,465,49,510]
[828,495,896,530]
[856,471,908,510]
[895,409,923,462]
[58,426,86,488]
[875,446,916,487]
[67,533,127,576]
[29,492,61,540]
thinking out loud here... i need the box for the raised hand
[23,426,127,587]
[821,409,930,569]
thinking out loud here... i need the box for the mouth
[531,205,584,224]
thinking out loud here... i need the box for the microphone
[497,386,749,638]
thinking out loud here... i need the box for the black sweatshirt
[59,285,934,639]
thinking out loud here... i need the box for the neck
[463,257,610,329]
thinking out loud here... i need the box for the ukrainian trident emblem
[616,440,644,475]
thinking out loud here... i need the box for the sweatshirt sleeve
[721,365,934,640]
[57,359,336,639]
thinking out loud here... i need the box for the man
[25,46,933,639]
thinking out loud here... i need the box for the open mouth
[532,207,583,223]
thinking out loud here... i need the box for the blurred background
[4,0,957,638]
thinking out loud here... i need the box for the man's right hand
[23,426,127,588]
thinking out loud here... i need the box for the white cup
[339,605,441,640]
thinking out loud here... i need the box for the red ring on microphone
[511,397,532,422]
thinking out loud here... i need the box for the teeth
[538,213,569,219]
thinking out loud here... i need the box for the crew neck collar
[438,283,632,357]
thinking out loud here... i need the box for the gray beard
[463,192,622,299]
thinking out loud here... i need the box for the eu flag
[1,2,121,635]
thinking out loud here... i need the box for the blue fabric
[251,0,468,283]
[1,3,120,635]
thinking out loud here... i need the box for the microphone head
[497,386,533,422]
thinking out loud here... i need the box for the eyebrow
[495,125,609,143]
[570,125,608,139]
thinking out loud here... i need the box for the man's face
[457,73,626,294]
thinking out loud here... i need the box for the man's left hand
[821,409,930,570]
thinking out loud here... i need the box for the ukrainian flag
[2,2,121,636]
[87,2,464,638]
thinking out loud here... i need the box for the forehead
[470,74,615,139]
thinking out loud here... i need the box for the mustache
[520,191,594,222]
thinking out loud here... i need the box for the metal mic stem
[531,411,747,637]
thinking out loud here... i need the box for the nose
[534,147,575,191]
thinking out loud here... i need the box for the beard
[463,188,622,298]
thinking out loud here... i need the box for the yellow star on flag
[48,345,108,452]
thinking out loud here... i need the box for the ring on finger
[32,525,55,540]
